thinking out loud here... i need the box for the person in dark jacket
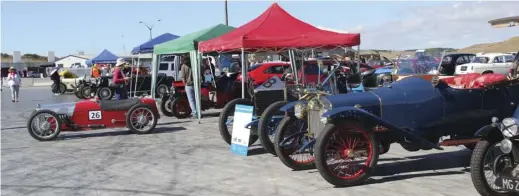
[50,67,61,95]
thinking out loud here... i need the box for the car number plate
[89,111,102,120]
[495,176,519,193]
[460,66,467,71]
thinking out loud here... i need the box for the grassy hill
[1,53,51,63]
[456,36,519,53]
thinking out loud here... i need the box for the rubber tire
[482,71,494,75]
[218,98,258,146]
[470,138,514,196]
[75,86,85,99]
[156,84,168,97]
[159,95,175,117]
[27,110,62,141]
[171,96,192,119]
[126,104,158,134]
[81,86,94,99]
[314,120,379,187]
[258,101,288,155]
[274,115,316,170]
[97,87,113,100]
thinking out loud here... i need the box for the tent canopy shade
[198,3,360,53]
[90,49,119,64]
[153,24,236,55]
[131,33,180,54]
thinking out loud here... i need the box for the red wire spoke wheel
[314,120,379,187]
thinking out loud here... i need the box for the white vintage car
[455,53,515,75]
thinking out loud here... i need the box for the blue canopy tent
[90,49,119,64]
[131,33,179,54]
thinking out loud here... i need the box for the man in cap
[112,58,131,100]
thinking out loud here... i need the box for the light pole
[139,19,161,40]
[224,0,228,25]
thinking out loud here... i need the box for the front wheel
[258,101,287,155]
[314,120,379,187]
[27,110,62,141]
[218,98,258,146]
[159,95,175,117]
[470,138,515,196]
[75,86,85,99]
[274,116,316,170]
[156,84,168,97]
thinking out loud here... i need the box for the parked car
[438,53,476,75]
[470,107,519,196]
[455,53,516,75]
[306,73,519,187]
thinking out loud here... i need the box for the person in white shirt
[7,67,22,102]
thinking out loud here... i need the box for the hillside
[1,53,51,63]
[457,36,519,53]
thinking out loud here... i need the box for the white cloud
[347,1,519,50]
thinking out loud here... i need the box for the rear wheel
[81,86,94,99]
[258,101,287,155]
[314,120,379,187]
[274,116,316,170]
[126,104,158,134]
[97,87,113,100]
[51,83,67,94]
[218,98,258,146]
[27,110,62,141]
[171,96,192,119]
[482,71,494,74]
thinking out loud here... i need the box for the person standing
[180,56,197,118]
[50,66,61,95]
[112,58,131,100]
[7,67,21,102]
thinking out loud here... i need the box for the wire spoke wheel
[482,143,509,193]
[324,128,372,180]
[274,116,315,170]
[315,121,378,187]
[27,110,62,141]
[129,108,154,132]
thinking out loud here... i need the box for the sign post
[230,104,254,156]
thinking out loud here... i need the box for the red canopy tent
[198,3,361,53]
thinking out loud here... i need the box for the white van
[455,53,515,75]
[158,55,180,79]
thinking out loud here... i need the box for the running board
[439,138,480,146]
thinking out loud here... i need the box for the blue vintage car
[278,72,519,186]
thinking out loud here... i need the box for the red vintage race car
[27,98,160,141]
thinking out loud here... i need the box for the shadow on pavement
[248,147,268,156]
[56,126,187,140]
[1,185,180,196]
[0,121,189,131]
[327,150,472,188]
[202,112,221,118]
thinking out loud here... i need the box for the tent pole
[289,50,298,85]
[241,48,245,98]
[129,55,135,97]
[300,50,305,84]
[151,54,158,99]
[196,51,202,123]
[135,55,141,97]
[356,45,360,74]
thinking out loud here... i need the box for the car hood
[326,76,438,119]
[36,102,76,116]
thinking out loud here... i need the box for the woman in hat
[112,58,131,100]
[7,67,22,102]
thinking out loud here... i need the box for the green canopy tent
[151,24,236,122]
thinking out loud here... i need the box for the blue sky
[1,1,518,56]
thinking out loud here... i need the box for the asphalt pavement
[1,86,479,196]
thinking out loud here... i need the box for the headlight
[319,96,332,111]
[500,139,513,154]
[501,118,518,138]
[294,103,306,119]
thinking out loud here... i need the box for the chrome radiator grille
[308,109,325,137]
